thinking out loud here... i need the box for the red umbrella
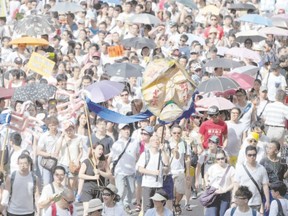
[224,72,255,90]
[0,87,14,99]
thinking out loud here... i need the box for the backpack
[10,171,37,208]
[51,202,74,216]
[230,207,257,216]
[275,199,285,216]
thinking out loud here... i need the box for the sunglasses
[248,139,257,143]
[102,193,112,197]
[216,157,225,161]
[247,153,257,157]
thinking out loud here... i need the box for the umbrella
[121,37,156,49]
[271,18,288,28]
[196,97,235,110]
[50,2,83,14]
[224,73,255,90]
[204,58,242,68]
[85,80,124,103]
[228,3,256,11]
[225,47,261,62]
[102,0,121,4]
[235,30,267,43]
[272,14,288,21]
[176,0,198,9]
[217,46,230,56]
[238,14,272,26]
[127,13,161,25]
[105,63,144,78]
[259,26,288,36]
[9,37,49,46]
[197,77,240,93]
[201,5,220,15]
[0,88,14,99]
[13,14,57,37]
[12,83,57,102]
[231,65,259,76]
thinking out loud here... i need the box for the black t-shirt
[260,157,287,182]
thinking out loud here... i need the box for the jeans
[114,174,135,207]
[205,192,231,216]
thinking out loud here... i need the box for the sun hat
[247,132,259,141]
[103,184,118,195]
[87,199,103,213]
[150,193,167,201]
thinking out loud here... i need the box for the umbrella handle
[0,127,9,171]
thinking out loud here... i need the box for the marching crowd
[0,0,288,216]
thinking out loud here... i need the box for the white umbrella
[127,13,161,25]
[50,2,83,14]
[271,18,288,28]
[225,47,261,62]
[259,26,288,36]
[235,30,267,43]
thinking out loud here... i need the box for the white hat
[118,123,129,130]
[150,193,167,201]
[87,199,103,213]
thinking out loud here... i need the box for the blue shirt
[144,207,173,216]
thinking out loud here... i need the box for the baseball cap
[118,123,129,130]
[78,18,85,24]
[207,105,219,115]
[192,63,202,71]
[150,193,167,201]
[14,57,23,65]
[92,52,101,58]
[209,135,220,144]
[142,126,154,136]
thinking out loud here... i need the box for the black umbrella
[204,58,242,68]
[228,3,256,11]
[13,14,58,37]
[105,63,144,78]
[12,83,57,102]
[197,77,240,93]
[121,37,156,49]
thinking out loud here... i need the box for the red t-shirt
[203,25,224,40]
[199,119,227,149]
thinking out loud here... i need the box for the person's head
[52,165,66,184]
[208,135,220,150]
[266,140,280,157]
[56,74,68,89]
[215,149,227,165]
[245,145,257,164]
[150,189,168,209]
[10,132,22,146]
[171,125,182,142]
[234,186,253,207]
[63,120,75,138]
[60,188,75,208]
[18,153,32,172]
[246,132,259,146]
[118,124,130,139]
[210,14,218,26]
[251,121,265,136]
[230,107,241,122]
[154,124,166,138]
[207,105,219,122]
[96,118,107,134]
[90,143,105,160]
[45,116,59,133]
[275,89,286,102]
[244,38,253,49]
[120,89,130,103]
[235,88,247,103]
[259,86,268,99]
[87,198,103,216]
[141,126,154,142]
[149,135,161,149]
[270,181,287,198]
[102,184,120,205]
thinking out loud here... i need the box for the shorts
[173,173,185,195]
[135,171,143,185]
[162,174,174,200]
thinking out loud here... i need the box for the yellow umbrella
[9,37,49,46]
[201,5,220,15]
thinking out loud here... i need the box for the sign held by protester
[27,52,55,77]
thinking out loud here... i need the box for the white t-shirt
[269,198,288,216]
[102,203,126,216]
[262,73,287,101]
[207,164,235,190]
[58,136,83,166]
[224,207,261,216]
[225,120,245,157]
[136,150,163,188]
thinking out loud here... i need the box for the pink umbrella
[196,97,235,110]
[259,26,288,36]
[224,72,255,90]
[0,87,14,99]
[225,47,261,62]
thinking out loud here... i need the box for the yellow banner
[0,0,7,17]
[27,52,55,77]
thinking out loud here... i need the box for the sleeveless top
[8,172,34,214]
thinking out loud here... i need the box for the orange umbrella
[9,37,49,46]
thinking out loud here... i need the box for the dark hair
[18,153,33,169]
[10,132,22,146]
[171,124,182,131]
[56,73,68,82]
[52,165,66,175]
[236,88,247,96]
[245,145,257,155]
[231,107,241,115]
[235,186,253,200]
[270,140,281,151]
[251,121,265,131]
[270,181,287,196]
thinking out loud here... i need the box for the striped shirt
[263,101,288,127]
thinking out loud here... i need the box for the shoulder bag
[111,138,131,176]
[199,165,231,207]
[40,156,58,172]
[66,142,80,175]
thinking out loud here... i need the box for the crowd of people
[0,0,288,216]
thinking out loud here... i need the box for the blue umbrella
[238,14,272,26]
[102,0,121,4]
